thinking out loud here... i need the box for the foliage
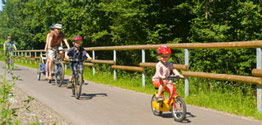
[1,0,262,120]
[0,54,18,124]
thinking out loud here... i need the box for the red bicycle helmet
[157,45,171,55]
[73,35,82,41]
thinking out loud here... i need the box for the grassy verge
[7,58,262,120]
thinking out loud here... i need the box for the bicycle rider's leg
[79,63,84,75]
[79,63,84,82]
[67,62,76,88]
[48,49,55,80]
[164,83,173,95]
[157,80,167,97]
[45,59,50,79]
[69,62,75,82]
[153,79,165,100]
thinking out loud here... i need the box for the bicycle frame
[167,83,180,111]
[152,79,181,112]
[72,63,81,80]
[151,75,187,122]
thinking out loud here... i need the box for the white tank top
[152,61,173,82]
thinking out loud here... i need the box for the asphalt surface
[1,62,261,125]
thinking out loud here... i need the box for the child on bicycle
[152,45,184,101]
[65,35,92,89]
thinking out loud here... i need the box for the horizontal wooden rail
[85,41,262,51]
[13,41,262,53]
[62,59,94,66]
[83,62,94,67]
[252,69,262,77]
[139,62,189,70]
[112,65,144,72]
[63,59,114,65]
[91,60,115,64]
[182,71,261,84]
[14,50,45,52]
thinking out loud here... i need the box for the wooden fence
[13,40,262,112]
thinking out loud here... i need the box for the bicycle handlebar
[165,75,184,80]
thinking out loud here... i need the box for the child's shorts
[152,79,173,94]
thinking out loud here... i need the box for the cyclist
[3,36,17,68]
[44,25,55,79]
[47,23,70,80]
[152,45,184,101]
[65,35,92,89]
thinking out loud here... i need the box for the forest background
[1,0,262,119]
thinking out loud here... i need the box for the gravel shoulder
[11,87,73,125]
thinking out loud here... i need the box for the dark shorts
[69,62,84,76]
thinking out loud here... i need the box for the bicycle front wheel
[171,96,187,122]
[74,73,83,99]
[55,62,64,87]
[151,94,162,116]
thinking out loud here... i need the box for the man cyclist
[47,24,70,80]
[3,36,17,69]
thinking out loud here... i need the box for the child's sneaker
[155,95,164,102]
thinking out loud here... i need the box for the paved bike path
[1,62,261,125]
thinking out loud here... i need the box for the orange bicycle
[151,75,186,122]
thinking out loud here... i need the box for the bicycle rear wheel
[74,73,83,99]
[171,96,187,122]
[37,64,41,81]
[55,62,64,87]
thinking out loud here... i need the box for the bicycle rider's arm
[48,37,52,49]
[44,34,50,52]
[85,53,92,60]
[63,38,70,50]
[65,51,69,59]
[60,42,63,47]
[13,44,17,51]
[172,68,184,78]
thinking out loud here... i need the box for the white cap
[53,23,62,29]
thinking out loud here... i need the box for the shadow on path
[161,112,196,123]
[13,68,29,71]
[79,93,108,100]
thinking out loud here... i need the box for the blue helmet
[50,25,54,29]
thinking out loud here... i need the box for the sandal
[48,76,53,81]
[155,95,164,102]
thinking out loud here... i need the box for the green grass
[4,58,262,120]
